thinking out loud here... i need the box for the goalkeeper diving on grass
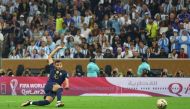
[21,45,69,107]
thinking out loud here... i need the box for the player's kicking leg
[21,96,53,107]
[53,84,64,107]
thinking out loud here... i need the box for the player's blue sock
[57,88,63,101]
[32,100,50,106]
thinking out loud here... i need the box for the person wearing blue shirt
[111,15,121,35]
[21,45,69,107]
[177,30,190,58]
[87,58,100,77]
[158,33,169,53]
[137,57,151,77]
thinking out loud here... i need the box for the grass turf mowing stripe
[0,96,189,109]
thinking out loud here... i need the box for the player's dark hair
[55,60,61,63]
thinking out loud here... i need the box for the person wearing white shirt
[122,47,133,58]
[81,23,91,39]
[73,10,81,28]
[54,47,65,58]
[46,36,56,53]
[116,47,123,58]
[0,3,6,15]
[84,11,92,26]
[168,49,178,59]
[30,49,40,59]
[124,15,131,26]
[123,2,130,14]
[9,49,20,59]
[183,18,190,31]
[9,2,16,14]
[56,33,67,46]
[27,40,39,55]
[39,49,48,59]
[39,40,50,55]
[118,13,125,26]
[74,29,82,44]
[170,29,179,52]
[138,41,148,55]
[95,49,103,59]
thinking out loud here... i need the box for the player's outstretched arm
[48,45,64,65]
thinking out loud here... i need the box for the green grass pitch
[0,96,190,109]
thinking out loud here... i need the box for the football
[157,99,167,109]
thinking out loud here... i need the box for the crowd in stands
[0,0,190,59]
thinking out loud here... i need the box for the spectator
[137,57,151,77]
[73,65,85,77]
[175,70,184,77]
[101,14,111,29]
[123,47,133,58]
[125,68,134,77]
[39,49,48,59]
[178,48,188,58]
[139,41,148,56]
[87,58,100,77]
[143,48,155,58]
[31,49,40,58]
[95,49,103,59]
[46,36,56,53]
[74,29,82,44]
[73,9,81,28]
[6,69,14,77]
[22,68,32,77]
[111,15,121,35]
[160,68,169,77]
[103,49,114,58]
[38,69,48,77]
[0,69,5,77]
[64,48,73,58]
[56,12,64,32]
[81,23,91,39]
[74,45,84,58]
[99,68,107,77]
[111,67,123,77]
[146,19,159,45]
[158,32,169,53]
[116,47,123,58]
[157,48,168,58]
[170,29,180,52]
[39,40,50,55]
[168,49,178,59]
[27,40,39,55]
[68,22,78,36]
[8,48,20,59]
[177,30,190,57]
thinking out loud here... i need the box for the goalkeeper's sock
[57,88,63,101]
[31,100,50,106]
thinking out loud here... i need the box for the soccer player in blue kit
[21,45,69,107]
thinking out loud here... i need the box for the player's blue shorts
[43,82,57,99]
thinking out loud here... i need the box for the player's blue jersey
[47,63,68,85]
